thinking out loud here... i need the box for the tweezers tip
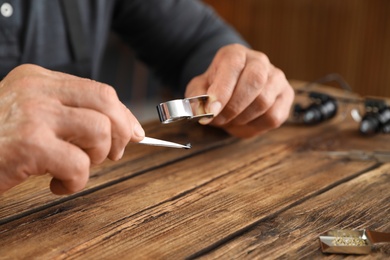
[185,143,192,149]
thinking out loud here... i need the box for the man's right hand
[0,64,145,195]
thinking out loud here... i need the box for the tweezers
[325,150,390,163]
[138,137,191,149]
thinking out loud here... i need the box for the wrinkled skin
[0,44,294,195]
[0,64,145,195]
[186,44,294,138]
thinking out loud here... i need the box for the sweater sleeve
[111,0,248,94]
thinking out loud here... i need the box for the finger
[0,107,92,195]
[0,136,90,195]
[203,45,247,118]
[47,141,90,195]
[58,80,133,160]
[29,136,90,195]
[227,67,286,126]
[185,75,219,125]
[43,72,144,160]
[185,75,209,98]
[213,53,272,125]
[224,88,294,138]
[54,106,112,164]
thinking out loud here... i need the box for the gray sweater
[0,0,247,92]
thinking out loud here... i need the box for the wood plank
[0,81,360,224]
[2,99,383,224]
[0,121,234,223]
[3,81,385,223]
[198,163,390,259]
[0,121,381,258]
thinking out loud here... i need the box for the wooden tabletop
[1,82,390,259]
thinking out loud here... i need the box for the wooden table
[1,82,390,259]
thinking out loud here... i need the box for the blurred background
[202,0,390,98]
[98,0,390,122]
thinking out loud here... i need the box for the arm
[112,0,294,138]
[112,0,247,91]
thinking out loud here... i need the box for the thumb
[185,74,209,98]
[185,76,221,125]
[198,94,222,125]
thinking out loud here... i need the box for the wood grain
[1,83,389,259]
[199,164,390,259]
[0,121,233,223]
[0,115,385,258]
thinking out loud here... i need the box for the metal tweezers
[326,150,390,163]
[138,137,191,149]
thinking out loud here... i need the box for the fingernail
[199,117,213,125]
[198,101,222,125]
[209,101,222,116]
[118,147,125,160]
[133,123,145,138]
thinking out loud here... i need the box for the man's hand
[0,64,145,195]
[185,44,294,138]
